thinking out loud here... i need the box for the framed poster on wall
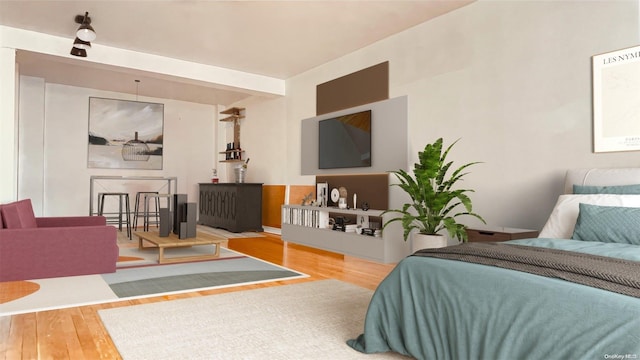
[88,97,164,169]
[592,45,640,153]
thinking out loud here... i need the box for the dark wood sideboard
[198,183,263,233]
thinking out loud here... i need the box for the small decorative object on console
[338,198,347,209]
[211,168,219,183]
[302,192,314,206]
[338,186,348,199]
[333,216,347,231]
[316,182,328,207]
[330,188,340,204]
[361,228,376,236]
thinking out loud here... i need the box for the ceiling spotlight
[73,37,91,50]
[70,47,87,58]
[75,12,96,42]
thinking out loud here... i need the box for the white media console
[281,204,410,263]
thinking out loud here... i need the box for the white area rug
[1,248,306,316]
[99,280,410,359]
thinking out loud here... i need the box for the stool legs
[125,194,131,239]
[133,193,140,230]
[144,194,171,232]
[98,193,106,217]
[117,195,123,231]
[134,192,160,231]
[144,195,150,231]
[98,192,131,240]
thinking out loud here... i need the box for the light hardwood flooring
[0,231,396,359]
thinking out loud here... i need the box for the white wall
[0,48,18,203]
[273,0,640,231]
[1,23,284,207]
[19,77,217,216]
[222,96,289,185]
[11,0,640,232]
[18,76,45,214]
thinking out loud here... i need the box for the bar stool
[98,192,131,239]
[133,191,160,230]
[144,193,172,231]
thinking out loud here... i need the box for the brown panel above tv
[316,62,389,115]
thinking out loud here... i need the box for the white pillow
[539,194,640,239]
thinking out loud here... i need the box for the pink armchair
[0,199,118,282]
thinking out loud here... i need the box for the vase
[234,167,246,183]
[411,233,447,252]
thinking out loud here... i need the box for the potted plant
[383,138,485,251]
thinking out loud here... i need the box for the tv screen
[318,110,371,169]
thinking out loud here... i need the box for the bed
[347,168,640,359]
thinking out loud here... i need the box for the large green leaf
[383,138,485,241]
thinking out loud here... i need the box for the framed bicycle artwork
[87,97,164,169]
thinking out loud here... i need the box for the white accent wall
[0,48,18,203]
[273,0,640,231]
[7,0,640,232]
[18,78,217,216]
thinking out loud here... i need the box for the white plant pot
[411,233,447,252]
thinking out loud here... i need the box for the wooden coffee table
[133,230,229,264]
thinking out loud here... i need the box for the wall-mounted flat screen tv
[318,110,372,169]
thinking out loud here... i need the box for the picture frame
[316,182,328,207]
[88,97,164,169]
[592,45,640,153]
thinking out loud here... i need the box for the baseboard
[263,226,281,235]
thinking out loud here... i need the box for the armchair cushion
[1,203,21,228]
[36,215,107,228]
[0,199,37,229]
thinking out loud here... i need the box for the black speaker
[179,222,188,239]
[173,194,188,235]
[159,208,172,237]
[186,202,197,238]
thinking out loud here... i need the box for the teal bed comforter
[347,239,640,359]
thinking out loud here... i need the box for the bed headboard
[564,168,640,194]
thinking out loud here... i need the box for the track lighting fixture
[70,47,87,57]
[73,37,91,50]
[75,12,96,42]
[70,12,95,57]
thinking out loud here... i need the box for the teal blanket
[347,239,640,359]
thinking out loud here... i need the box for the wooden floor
[0,232,396,359]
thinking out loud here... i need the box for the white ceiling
[0,0,473,105]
